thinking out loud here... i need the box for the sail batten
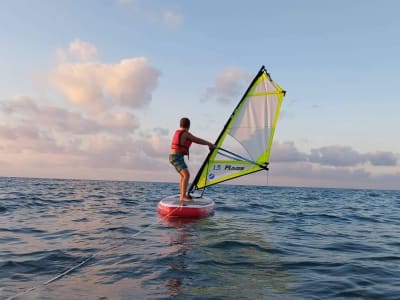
[189,66,285,192]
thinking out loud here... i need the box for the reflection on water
[158,216,293,299]
[159,217,197,298]
[166,226,189,296]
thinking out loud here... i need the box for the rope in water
[6,205,181,300]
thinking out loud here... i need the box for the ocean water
[0,178,399,300]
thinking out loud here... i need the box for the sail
[189,66,285,192]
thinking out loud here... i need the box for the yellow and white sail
[189,66,285,191]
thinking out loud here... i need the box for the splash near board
[158,66,285,218]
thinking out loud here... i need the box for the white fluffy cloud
[50,48,160,113]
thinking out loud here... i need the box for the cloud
[2,96,98,134]
[153,127,169,136]
[0,39,167,180]
[309,145,366,166]
[74,132,171,170]
[56,39,98,62]
[93,111,140,134]
[308,145,399,167]
[0,123,39,143]
[203,67,251,103]
[50,56,160,113]
[270,142,399,168]
[273,161,370,181]
[0,123,62,154]
[0,95,38,115]
[366,151,398,166]
[276,162,371,189]
[270,141,308,162]
[0,96,171,170]
[0,121,169,172]
[268,160,400,190]
[139,135,170,157]
[0,96,140,135]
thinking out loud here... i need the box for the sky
[0,0,399,190]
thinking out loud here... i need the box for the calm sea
[0,177,399,300]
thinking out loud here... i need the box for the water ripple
[0,178,399,300]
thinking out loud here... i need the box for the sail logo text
[225,165,245,171]
[213,164,245,171]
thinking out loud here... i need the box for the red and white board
[158,194,215,218]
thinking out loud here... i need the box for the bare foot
[180,197,192,203]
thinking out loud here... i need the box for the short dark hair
[180,117,190,129]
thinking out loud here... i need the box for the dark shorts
[169,153,187,173]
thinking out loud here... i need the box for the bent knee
[180,169,190,179]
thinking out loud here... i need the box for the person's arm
[186,132,215,149]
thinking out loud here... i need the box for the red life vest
[171,129,192,155]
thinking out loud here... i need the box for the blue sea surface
[0,177,399,299]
